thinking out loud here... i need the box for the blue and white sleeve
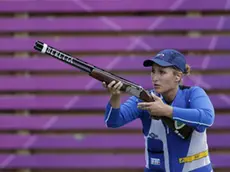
[104,96,143,128]
[172,86,215,132]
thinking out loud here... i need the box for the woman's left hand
[137,92,173,118]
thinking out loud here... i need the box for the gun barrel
[34,41,94,73]
[34,41,46,52]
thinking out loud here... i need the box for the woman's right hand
[102,80,123,96]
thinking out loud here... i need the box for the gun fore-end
[89,70,129,91]
[90,69,146,98]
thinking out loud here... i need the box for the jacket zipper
[166,126,172,172]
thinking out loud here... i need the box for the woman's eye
[160,71,166,74]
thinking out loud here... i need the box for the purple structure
[0,0,230,171]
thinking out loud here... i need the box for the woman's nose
[151,74,159,82]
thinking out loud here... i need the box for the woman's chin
[154,87,162,93]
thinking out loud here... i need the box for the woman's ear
[175,72,182,83]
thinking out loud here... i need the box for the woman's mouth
[154,84,161,88]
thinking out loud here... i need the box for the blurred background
[0,0,230,172]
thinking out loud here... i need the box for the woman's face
[151,64,180,94]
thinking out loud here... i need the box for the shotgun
[33,41,193,139]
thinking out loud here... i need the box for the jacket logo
[175,121,185,130]
[148,132,159,139]
[156,53,165,59]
